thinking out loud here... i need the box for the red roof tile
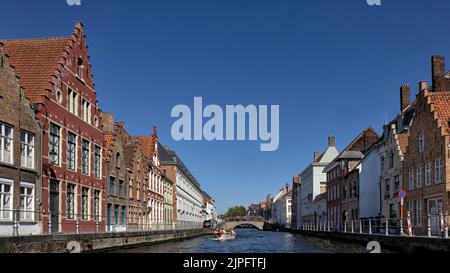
[429,92,450,135]
[134,136,153,159]
[1,37,71,104]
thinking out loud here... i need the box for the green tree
[224,206,247,217]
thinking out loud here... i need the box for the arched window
[115,152,121,168]
[77,57,84,80]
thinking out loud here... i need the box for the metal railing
[300,214,449,239]
[0,209,203,237]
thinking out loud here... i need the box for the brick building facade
[325,127,378,230]
[2,23,106,234]
[126,137,149,230]
[101,113,129,232]
[403,55,450,236]
[0,43,42,236]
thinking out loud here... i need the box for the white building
[202,191,218,222]
[297,137,339,229]
[359,143,382,219]
[160,146,204,229]
[271,185,292,227]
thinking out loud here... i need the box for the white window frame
[94,145,101,179]
[20,131,35,170]
[416,166,422,188]
[67,183,76,220]
[81,187,90,221]
[67,131,77,171]
[49,123,61,166]
[0,178,13,221]
[435,159,443,184]
[408,169,414,190]
[425,162,432,186]
[415,200,422,227]
[20,182,35,221]
[0,123,14,164]
[418,131,425,153]
[81,139,90,176]
[67,87,79,116]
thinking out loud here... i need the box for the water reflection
[109,228,375,253]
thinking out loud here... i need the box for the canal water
[110,228,372,253]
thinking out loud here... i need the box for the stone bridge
[221,216,265,230]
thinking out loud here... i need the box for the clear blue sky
[2,0,450,213]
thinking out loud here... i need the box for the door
[50,180,59,233]
[428,198,442,235]
[107,204,111,232]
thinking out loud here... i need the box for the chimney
[419,80,428,92]
[314,152,321,162]
[328,136,336,147]
[432,55,450,92]
[400,84,410,112]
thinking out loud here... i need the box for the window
[67,132,76,171]
[425,162,432,186]
[408,201,414,226]
[82,140,90,175]
[121,206,126,225]
[20,131,35,169]
[384,179,390,199]
[0,123,13,164]
[0,179,12,221]
[394,176,400,192]
[109,177,115,196]
[94,190,100,221]
[416,166,422,188]
[118,180,124,198]
[115,153,121,168]
[435,159,443,184]
[81,187,89,220]
[67,88,79,116]
[389,151,394,169]
[49,123,60,165]
[20,183,34,221]
[77,58,84,81]
[114,205,119,225]
[81,98,91,124]
[67,184,75,219]
[415,200,422,227]
[56,89,63,103]
[408,169,414,190]
[94,145,101,178]
[418,131,425,153]
[94,116,99,127]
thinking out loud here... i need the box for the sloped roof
[134,136,153,159]
[1,37,71,103]
[429,92,450,135]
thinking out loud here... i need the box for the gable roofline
[1,22,96,104]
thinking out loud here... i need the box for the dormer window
[419,131,425,153]
[77,57,84,81]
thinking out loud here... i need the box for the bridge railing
[222,216,264,222]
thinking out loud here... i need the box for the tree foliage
[224,206,247,217]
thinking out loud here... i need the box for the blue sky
[2,0,450,213]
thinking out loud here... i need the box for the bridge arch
[220,217,265,231]
[223,221,264,231]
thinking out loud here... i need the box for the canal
[108,228,374,253]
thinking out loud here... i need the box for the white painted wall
[359,146,381,219]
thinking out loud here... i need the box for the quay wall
[266,224,450,253]
[0,229,205,253]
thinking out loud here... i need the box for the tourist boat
[213,229,236,240]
